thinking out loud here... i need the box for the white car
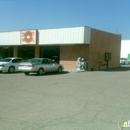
[0,57,23,73]
[18,58,64,75]
[120,58,130,65]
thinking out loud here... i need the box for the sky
[0,0,130,40]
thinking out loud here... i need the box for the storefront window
[18,46,35,60]
[40,46,60,63]
[0,46,13,59]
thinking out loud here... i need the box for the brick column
[13,46,18,57]
[35,46,40,58]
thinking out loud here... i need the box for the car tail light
[28,65,34,67]
[19,64,23,67]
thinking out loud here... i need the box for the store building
[120,40,130,59]
[0,26,121,70]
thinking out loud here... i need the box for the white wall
[121,40,130,58]
[84,27,91,44]
[0,31,20,45]
[0,27,91,46]
[39,27,91,45]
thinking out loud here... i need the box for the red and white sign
[21,30,37,44]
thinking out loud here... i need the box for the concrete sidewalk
[65,65,130,72]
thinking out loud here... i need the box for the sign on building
[21,30,37,44]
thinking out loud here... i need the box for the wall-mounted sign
[21,30,37,44]
[3,46,9,49]
[105,53,111,61]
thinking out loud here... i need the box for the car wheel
[0,71,2,73]
[24,72,29,75]
[57,67,62,73]
[37,68,44,75]
[8,66,15,73]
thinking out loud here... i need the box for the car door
[42,59,51,72]
[11,58,22,70]
[48,59,59,72]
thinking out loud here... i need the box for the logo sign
[118,119,130,129]
[21,30,37,44]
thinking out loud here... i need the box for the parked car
[120,58,130,65]
[0,57,23,73]
[124,59,130,65]
[18,58,64,75]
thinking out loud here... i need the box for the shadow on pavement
[0,71,70,76]
[0,71,23,74]
[24,71,70,76]
[99,65,130,72]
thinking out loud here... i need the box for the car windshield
[0,58,12,62]
[27,59,41,63]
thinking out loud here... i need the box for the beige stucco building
[0,26,121,70]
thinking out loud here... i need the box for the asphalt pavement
[0,66,130,130]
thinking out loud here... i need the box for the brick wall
[88,29,121,70]
[60,45,89,69]
[60,29,121,71]
[13,46,18,57]
[35,46,40,58]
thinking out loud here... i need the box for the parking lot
[0,66,130,130]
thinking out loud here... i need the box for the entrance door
[40,46,60,63]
